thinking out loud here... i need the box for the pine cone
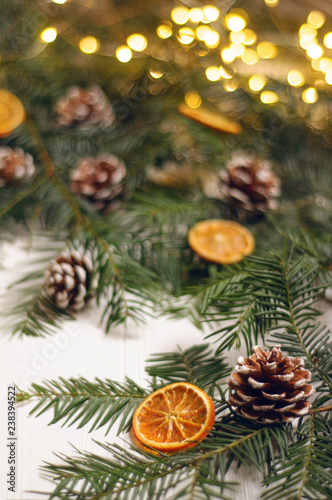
[220,154,281,213]
[45,251,94,311]
[55,86,115,128]
[70,154,126,209]
[0,146,35,187]
[228,345,315,423]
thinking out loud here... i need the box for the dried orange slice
[188,219,255,264]
[0,89,25,137]
[132,382,215,453]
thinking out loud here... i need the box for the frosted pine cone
[45,251,94,311]
[70,154,126,209]
[0,146,35,187]
[220,155,281,213]
[55,86,115,128]
[228,345,315,423]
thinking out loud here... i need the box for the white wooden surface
[0,241,331,500]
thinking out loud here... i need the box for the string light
[157,24,172,39]
[171,6,189,25]
[307,44,323,59]
[325,72,332,85]
[300,37,314,50]
[320,58,332,73]
[205,66,221,81]
[40,27,57,43]
[311,58,322,71]
[230,31,245,44]
[230,43,245,56]
[178,28,195,45]
[204,31,220,49]
[260,91,278,103]
[299,24,317,39]
[242,29,257,45]
[189,8,203,23]
[202,6,219,22]
[224,80,238,91]
[149,69,163,79]
[127,34,147,52]
[221,47,236,63]
[249,75,266,91]
[79,36,100,54]
[196,25,211,41]
[219,65,232,79]
[241,48,258,65]
[264,0,279,7]
[302,87,318,103]
[323,33,332,49]
[225,14,246,32]
[116,46,132,63]
[257,42,277,59]
[287,70,304,87]
[52,0,67,3]
[307,11,325,29]
[185,91,202,108]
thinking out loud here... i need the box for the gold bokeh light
[257,42,277,59]
[171,6,189,25]
[225,14,246,32]
[157,24,172,39]
[302,87,318,103]
[185,91,202,108]
[307,11,325,29]
[249,75,266,91]
[260,91,279,103]
[79,36,100,54]
[287,70,304,87]
[116,46,132,63]
[127,34,147,52]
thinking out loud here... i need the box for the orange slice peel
[132,382,215,453]
[0,89,26,138]
[188,219,255,264]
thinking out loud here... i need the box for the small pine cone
[70,154,126,209]
[55,86,115,128]
[220,155,281,213]
[0,146,35,187]
[45,251,94,311]
[228,345,315,423]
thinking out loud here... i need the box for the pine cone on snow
[45,251,95,311]
[220,155,281,213]
[70,154,126,209]
[55,86,115,128]
[228,345,315,423]
[0,146,35,187]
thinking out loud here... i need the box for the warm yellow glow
[311,58,322,70]
[257,42,277,59]
[40,27,57,43]
[230,31,245,44]
[52,0,67,3]
[79,36,100,54]
[242,29,257,45]
[241,48,258,65]
[325,72,332,85]
[219,65,232,79]
[260,91,279,104]
[249,75,266,91]
[307,11,325,29]
[171,6,189,25]
[204,30,220,48]
[127,34,147,52]
[149,69,163,79]
[221,47,236,63]
[157,24,172,39]
[206,66,221,81]
[302,87,318,103]
[287,70,304,87]
[323,33,332,49]
[189,8,203,23]
[224,80,238,91]
[196,25,211,41]
[307,44,323,59]
[178,27,195,45]
[299,24,317,39]
[264,0,279,7]
[300,36,315,50]
[116,46,132,63]
[202,5,219,22]
[320,57,332,73]
[225,14,246,32]
[185,91,202,108]
[230,42,245,56]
